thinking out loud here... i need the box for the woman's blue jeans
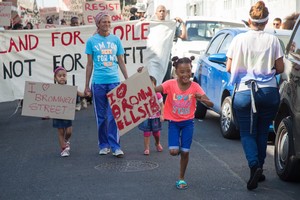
[233,87,280,168]
[92,83,120,152]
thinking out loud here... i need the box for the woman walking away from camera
[226,1,284,190]
[84,12,128,158]
[139,56,213,190]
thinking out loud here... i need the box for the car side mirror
[208,53,227,64]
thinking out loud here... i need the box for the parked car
[273,17,300,181]
[172,17,245,76]
[193,27,292,139]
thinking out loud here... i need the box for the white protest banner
[0,20,176,103]
[107,70,160,136]
[22,81,77,120]
[83,0,122,25]
[33,23,68,29]
[0,2,12,26]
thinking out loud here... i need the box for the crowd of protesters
[2,0,300,192]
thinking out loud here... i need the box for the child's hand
[160,115,164,122]
[137,66,144,73]
[84,87,92,97]
[194,93,202,100]
[195,94,214,108]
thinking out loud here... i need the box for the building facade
[186,0,299,28]
[152,0,299,28]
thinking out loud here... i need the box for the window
[288,22,300,64]
[218,34,234,54]
[206,33,226,55]
[236,0,245,7]
[224,0,232,10]
[185,21,243,42]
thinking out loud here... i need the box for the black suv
[274,17,300,181]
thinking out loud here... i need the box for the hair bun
[190,56,195,61]
[171,56,179,61]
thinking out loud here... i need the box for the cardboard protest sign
[59,10,79,24]
[0,2,12,26]
[63,0,84,13]
[18,0,34,10]
[39,7,60,24]
[107,70,161,136]
[22,81,77,120]
[83,0,122,25]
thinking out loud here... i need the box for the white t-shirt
[226,30,284,91]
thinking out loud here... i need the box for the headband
[54,66,66,74]
[249,15,269,23]
[95,12,110,26]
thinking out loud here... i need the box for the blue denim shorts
[168,119,194,152]
[138,118,162,132]
[53,119,72,128]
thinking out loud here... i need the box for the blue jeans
[233,87,279,168]
[92,83,120,152]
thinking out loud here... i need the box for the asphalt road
[0,100,299,200]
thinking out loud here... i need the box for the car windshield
[186,21,244,41]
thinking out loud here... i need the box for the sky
[36,0,59,8]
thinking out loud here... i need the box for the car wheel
[274,117,300,181]
[220,97,239,139]
[195,101,207,119]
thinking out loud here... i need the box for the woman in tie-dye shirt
[84,12,128,158]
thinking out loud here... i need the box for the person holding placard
[138,76,164,155]
[52,66,73,157]
[84,12,128,158]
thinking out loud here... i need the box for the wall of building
[188,0,299,28]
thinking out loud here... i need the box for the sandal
[144,149,150,155]
[176,180,188,190]
[156,143,163,152]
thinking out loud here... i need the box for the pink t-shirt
[162,79,205,122]
[150,92,163,119]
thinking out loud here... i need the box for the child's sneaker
[81,98,88,109]
[61,148,70,157]
[99,148,110,155]
[75,103,81,111]
[65,140,70,151]
[112,149,124,158]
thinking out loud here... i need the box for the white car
[172,16,245,76]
